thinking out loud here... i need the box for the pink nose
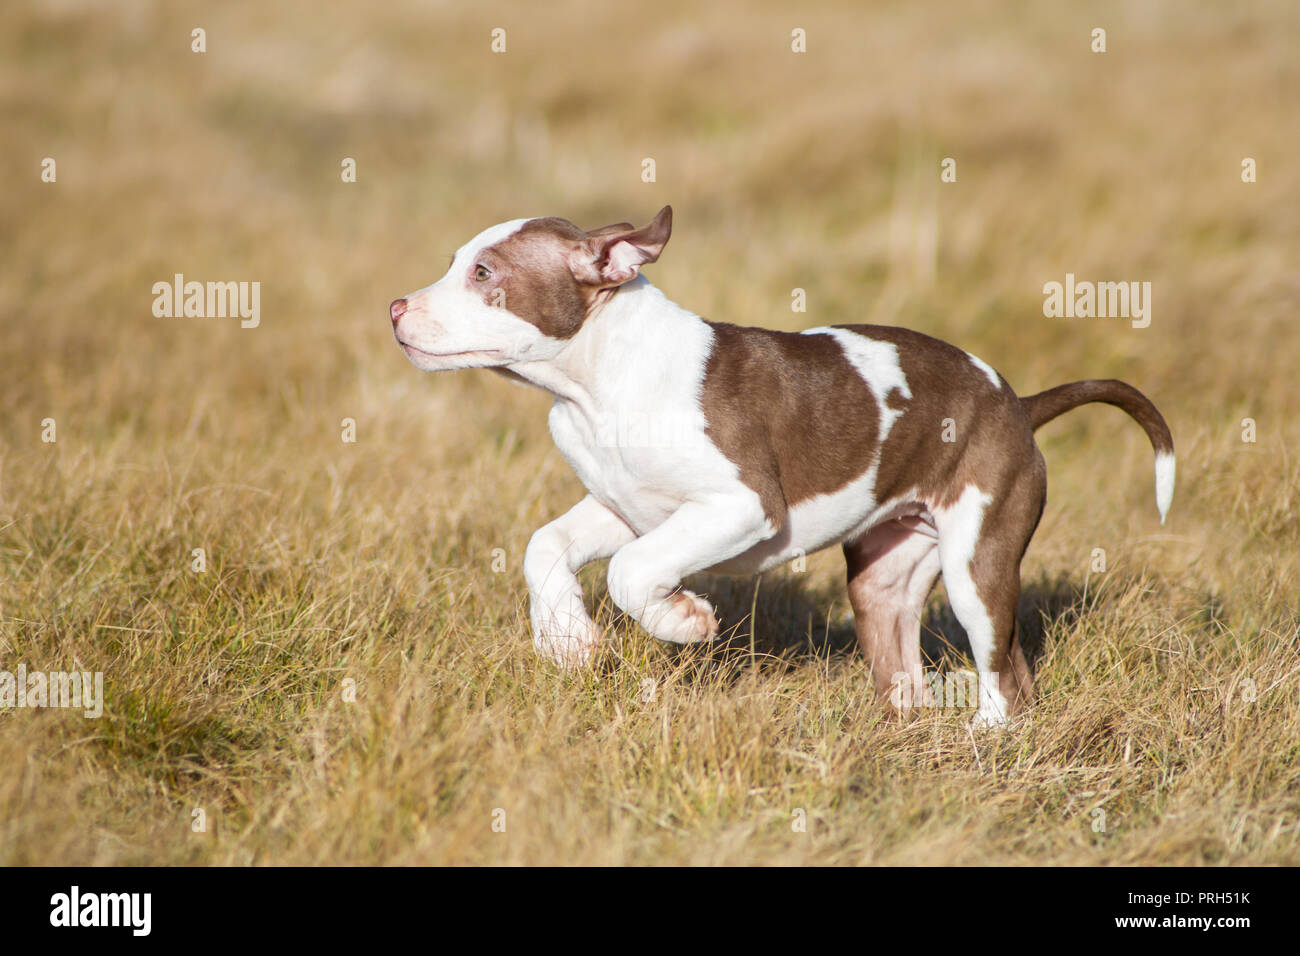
[389,298,408,327]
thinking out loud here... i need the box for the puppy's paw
[653,589,719,644]
[533,629,600,669]
[531,614,602,669]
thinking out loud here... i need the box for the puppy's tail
[1021,379,1175,524]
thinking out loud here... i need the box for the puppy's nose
[389,298,408,327]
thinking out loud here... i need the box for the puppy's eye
[474,265,492,282]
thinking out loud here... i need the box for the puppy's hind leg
[933,473,1043,726]
[843,515,942,715]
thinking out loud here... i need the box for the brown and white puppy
[389,206,1174,725]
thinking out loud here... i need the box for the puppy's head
[390,206,672,371]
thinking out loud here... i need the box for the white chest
[547,401,687,533]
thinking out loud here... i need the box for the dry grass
[1,0,1298,865]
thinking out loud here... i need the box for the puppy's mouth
[398,340,505,364]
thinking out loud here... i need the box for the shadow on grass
[652,569,1098,683]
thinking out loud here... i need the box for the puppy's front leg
[524,495,636,667]
[606,497,773,645]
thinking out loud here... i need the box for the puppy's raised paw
[654,589,719,644]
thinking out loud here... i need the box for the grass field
[1,0,1298,865]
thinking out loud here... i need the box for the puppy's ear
[573,206,672,287]
[586,221,635,237]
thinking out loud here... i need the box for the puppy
[390,207,1173,724]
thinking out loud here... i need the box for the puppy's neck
[505,275,701,412]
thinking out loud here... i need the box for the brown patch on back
[476,218,595,339]
[699,322,1034,525]
[700,324,882,523]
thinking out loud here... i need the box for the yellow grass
[1,0,1297,864]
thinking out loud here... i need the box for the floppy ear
[573,206,672,287]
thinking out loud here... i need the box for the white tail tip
[1155,451,1175,525]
